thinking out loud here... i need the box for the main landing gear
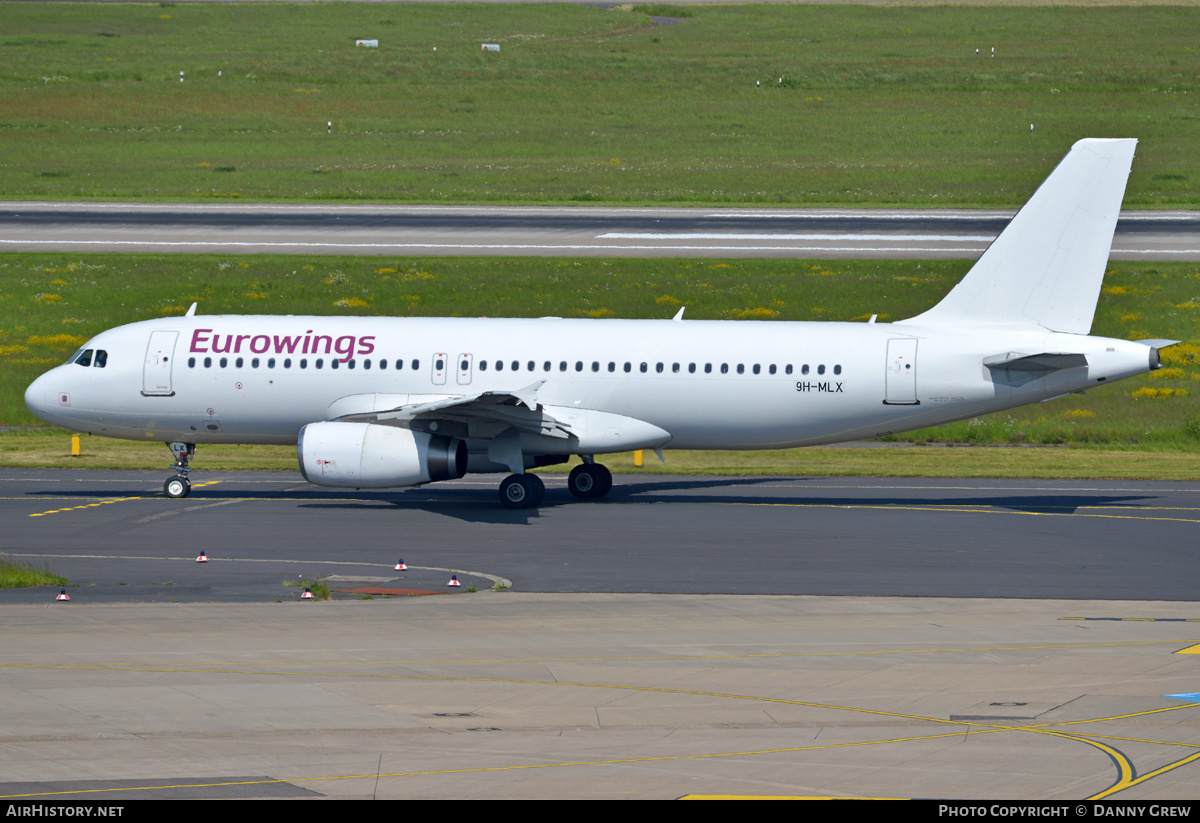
[567,462,612,500]
[499,473,545,509]
[496,458,614,509]
[164,441,195,499]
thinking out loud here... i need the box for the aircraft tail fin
[900,138,1137,334]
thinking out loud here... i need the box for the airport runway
[2,202,1198,260]
[4,469,1200,603]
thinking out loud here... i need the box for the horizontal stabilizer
[1134,338,1181,350]
[983,352,1088,373]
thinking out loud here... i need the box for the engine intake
[298,422,466,488]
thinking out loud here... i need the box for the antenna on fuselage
[185,302,198,317]
[672,307,685,322]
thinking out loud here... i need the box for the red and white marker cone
[394,559,407,571]
[300,586,315,600]
[55,589,70,601]
[447,575,461,587]
[196,551,208,563]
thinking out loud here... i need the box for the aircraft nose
[24,371,54,422]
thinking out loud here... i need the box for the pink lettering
[189,328,213,352]
[234,334,251,353]
[273,335,301,354]
[357,336,376,355]
[250,335,270,354]
[334,335,356,362]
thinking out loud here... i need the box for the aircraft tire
[164,476,191,499]
[499,474,540,509]
[568,464,611,500]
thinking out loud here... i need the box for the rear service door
[884,338,919,405]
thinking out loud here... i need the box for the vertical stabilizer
[900,138,1136,333]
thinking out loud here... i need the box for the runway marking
[135,495,242,523]
[0,552,513,588]
[1062,617,1200,623]
[24,481,221,518]
[597,232,996,242]
[27,496,143,517]
[715,500,1200,524]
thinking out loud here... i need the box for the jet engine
[298,421,466,488]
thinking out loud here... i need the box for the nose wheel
[164,441,196,499]
[164,475,191,499]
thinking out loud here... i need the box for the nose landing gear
[165,441,196,499]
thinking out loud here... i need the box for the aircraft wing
[326,381,671,470]
[332,381,570,441]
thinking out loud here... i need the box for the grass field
[2,252,1198,448]
[0,3,1197,206]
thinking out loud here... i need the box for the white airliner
[25,138,1173,508]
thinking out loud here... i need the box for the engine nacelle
[298,422,466,488]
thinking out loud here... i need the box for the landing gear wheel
[164,475,191,499]
[568,463,613,500]
[499,474,542,510]
[528,473,546,506]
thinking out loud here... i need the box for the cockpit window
[93,350,107,368]
[74,349,93,367]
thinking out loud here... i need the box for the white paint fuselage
[25,314,1154,459]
